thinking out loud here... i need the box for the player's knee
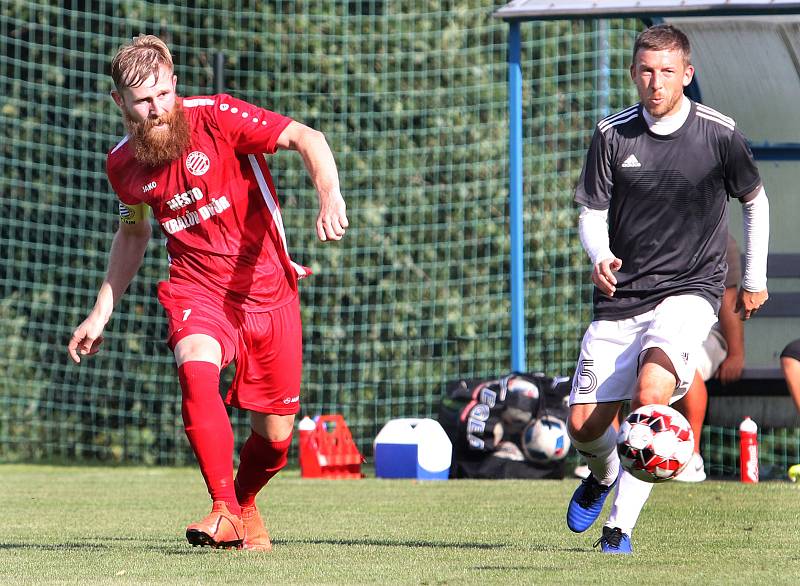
[250,412,295,442]
[780,338,800,363]
[568,411,603,443]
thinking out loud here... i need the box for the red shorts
[157,281,302,415]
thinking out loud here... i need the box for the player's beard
[644,90,682,118]
[125,104,191,167]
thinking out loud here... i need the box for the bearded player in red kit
[68,35,348,550]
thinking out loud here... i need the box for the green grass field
[2,465,800,585]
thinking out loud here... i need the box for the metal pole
[597,19,610,118]
[213,52,225,94]
[508,21,526,373]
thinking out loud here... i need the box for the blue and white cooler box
[374,418,453,480]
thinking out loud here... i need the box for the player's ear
[682,64,695,87]
[111,89,124,109]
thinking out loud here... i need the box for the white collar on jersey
[642,95,691,136]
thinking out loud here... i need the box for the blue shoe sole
[600,547,632,554]
[566,478,616,533]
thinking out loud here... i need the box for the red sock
[178,361,240,516]
[235,431,291,508]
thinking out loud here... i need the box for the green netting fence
[1,1,796,477]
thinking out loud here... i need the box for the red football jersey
[107,94,309,312]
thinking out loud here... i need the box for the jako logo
[142,181,157,193]
[185,151,210,176]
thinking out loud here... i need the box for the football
[521,415,570,463]
[501,376,541,434]
[617,404,695,483]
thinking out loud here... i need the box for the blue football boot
[594,526,632,554]
[566,474,616,533]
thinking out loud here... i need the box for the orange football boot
[186,501,244,549]
[240,504,273,552]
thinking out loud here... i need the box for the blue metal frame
[751,144,800,161]
[508,21,525,373]
[502,10,800,373]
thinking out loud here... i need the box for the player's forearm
[741,186,769,292]
[295,129,342,202]
[578,206,613,265]
[92,224,151,323]
[718,287,744,356]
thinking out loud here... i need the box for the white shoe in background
[675,452,707,482]
[573,464,591,479]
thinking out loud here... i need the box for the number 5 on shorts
[576,359,597,394]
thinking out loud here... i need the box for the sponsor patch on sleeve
[118,201,148,224]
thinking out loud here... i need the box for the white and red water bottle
[298,416,317,476]
[739,416,759,483]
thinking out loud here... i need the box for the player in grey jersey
[564,24,769,553]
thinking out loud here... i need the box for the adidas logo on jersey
[621,154,641,168]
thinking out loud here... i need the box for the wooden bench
[732,253,800,379]
[746,253,800,318]
[706,252,800,427]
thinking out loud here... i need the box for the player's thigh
[156,281,238,367]
[227,296,302,414]
[635,348,685,407]
[570,315,649,406]
[641,294,717,403]
[696,328,727,381]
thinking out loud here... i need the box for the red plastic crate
[299,414,365,479]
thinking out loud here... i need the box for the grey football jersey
[575,100,761,320]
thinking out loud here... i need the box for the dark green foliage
[0,2,643,462]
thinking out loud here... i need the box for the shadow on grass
[471,565,560,572]
[0,538,586,556]
[275,537,507,549]
[0,542,114,551]
[0,536,181,553]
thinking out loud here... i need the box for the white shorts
[696,327,728,381]
[569,295,718,406]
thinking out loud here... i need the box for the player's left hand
[735,287,768,320]
[316,190,348,242]
[716,352,744,384]
[67,316,106,364]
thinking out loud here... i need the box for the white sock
[605,470,655,535]
[569,426,619,486]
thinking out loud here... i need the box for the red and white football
[617,404,695,483]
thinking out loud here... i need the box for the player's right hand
[716,351,744,384]
[592,257,622,296]
[735,287,768,320]
[68,318,106,364]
